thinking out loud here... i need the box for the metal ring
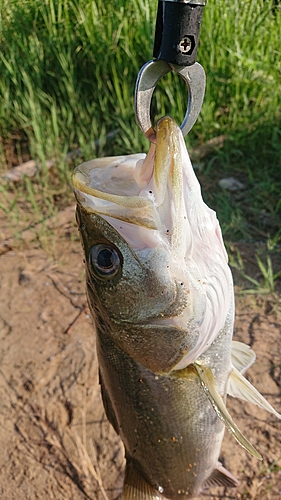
[134,60,206,143]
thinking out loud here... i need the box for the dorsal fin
[123,461,162,500]
[227,367,281,419]
[202,463,239,489]
[231,341,256,373]
[194,362,262,460]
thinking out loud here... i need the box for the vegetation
[0,0,280,256]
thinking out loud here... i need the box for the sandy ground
[0,216,281,500]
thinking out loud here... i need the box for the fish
[72,116,281,499]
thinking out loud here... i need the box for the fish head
[73,117,233,373]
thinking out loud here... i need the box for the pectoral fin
[231,341,256,373]
[202,463,239,489]
[227,367,281,419]
[123,461,162,500]
[194,362,262,460]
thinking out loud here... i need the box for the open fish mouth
[73,117,233,367]
[73,117,191,254]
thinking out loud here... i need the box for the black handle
[153,0,206,66]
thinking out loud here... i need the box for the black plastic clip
[153,0,206,67]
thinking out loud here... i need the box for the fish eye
[89,244,121,280]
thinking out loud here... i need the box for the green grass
[0,0,280,251]
[229,247,281,294]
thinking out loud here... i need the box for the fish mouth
[72,117,189,254]
[72,151,160,233]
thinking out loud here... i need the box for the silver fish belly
[73,117,281,499]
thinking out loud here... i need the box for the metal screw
[178,36,192,54]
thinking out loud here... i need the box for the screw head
[178,36,192,55]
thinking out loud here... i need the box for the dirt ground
[0,212,281,500]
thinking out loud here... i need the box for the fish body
[73,117,280,499]
[96,303,233,499]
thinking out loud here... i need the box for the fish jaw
[73,116,234,369]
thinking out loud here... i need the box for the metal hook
[134,59,206,143]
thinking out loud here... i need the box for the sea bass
[73,117,281,499]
